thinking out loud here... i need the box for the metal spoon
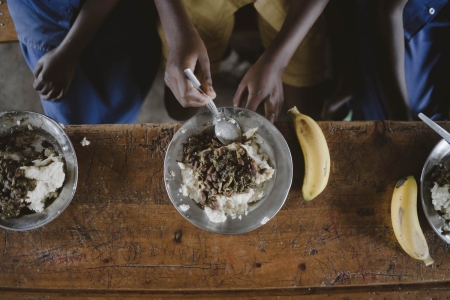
[418,113,450,144]
[184,68,241,145]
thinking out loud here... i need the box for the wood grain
[0,1,18,43]
[1,121,450,298]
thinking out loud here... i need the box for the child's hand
[233,56,284,123]
[33,47,77,101]
[164,35,215,107]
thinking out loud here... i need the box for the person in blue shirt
[8,0,161,124]
[404,0,450,120]
[350,0,450,121]
[321,0,450,121]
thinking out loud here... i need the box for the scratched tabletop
[1,121,450,299]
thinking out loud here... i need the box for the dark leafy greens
[0,133,53,219]
[182,132,266,210]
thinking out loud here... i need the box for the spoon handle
[418,113,450,144]
[184,69,221,120]
[205,100,222,120]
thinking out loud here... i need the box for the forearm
[261,0,329,69]
[375,0,410,120]
[154,0,199,49]
[58,0,120,59]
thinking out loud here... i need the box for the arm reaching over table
[154,0,215,108]
[33,0,120,101]
[373,0,412,120]
[233,0,329,123]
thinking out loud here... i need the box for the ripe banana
[391,176,434,266]
[288,106,330,201]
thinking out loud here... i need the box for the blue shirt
[404,0,449,41]
[403,0,450,120]
[7,0,161,124]
[353,0,450,120]
[7,0,81,51]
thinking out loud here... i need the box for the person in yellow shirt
[155,0,328,122]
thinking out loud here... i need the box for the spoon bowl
[215,117,242,145]
[184,68,242,145]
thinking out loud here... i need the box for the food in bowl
[429,159,450,234]
[178,128,274,223]
[0,125,65,219]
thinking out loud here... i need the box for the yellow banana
[288,106,330,201]
[391,176,434,266]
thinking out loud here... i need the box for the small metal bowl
[0,111,78,231]
[421,139,450,244]
[164,107,293,234]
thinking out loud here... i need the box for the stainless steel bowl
[0,111,78,231]
[164,107,293,234]
[421,138,450,244]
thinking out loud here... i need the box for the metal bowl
[164,107,293,234]
[0,111,78,231]
[421,138,450,244]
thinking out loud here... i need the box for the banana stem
[423,256,434,266]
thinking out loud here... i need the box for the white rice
[431,182,450,232]
[431,183,450,220]
[178,204,190,212]
[179,128,274,223]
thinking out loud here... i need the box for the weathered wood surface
[1,121,450,298]
[0,1,18,43]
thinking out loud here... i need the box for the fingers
[274,82,284,120]
[239,82,283,123]
[42,87,62,101]
[264,100,276,123]
[33,73,45,91]
[56,88,66,100]
[36,82,53,96]
[34,74,65,101]
[34,77,66,101]
[165,68,210,108]
[33,61,43,78]
[245,90,262,112]
[31,50,74,101]
[41,88,56,101]
[183,86,211,107]
[266,96,283,123]
[33,71,52,95]
[176,69,210,107]
[234,84,267,113]
[239,78,268,112]
[233,83,248,108]
[196,56,216,99]
[265,81,283,123]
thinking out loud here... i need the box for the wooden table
[0,1,18,43]
[1,121,450,299]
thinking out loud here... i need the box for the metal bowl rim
[0,110,78,231]
[420,138,450,244]
[164,107,293,234]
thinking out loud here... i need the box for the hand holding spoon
[184,68,241,145]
